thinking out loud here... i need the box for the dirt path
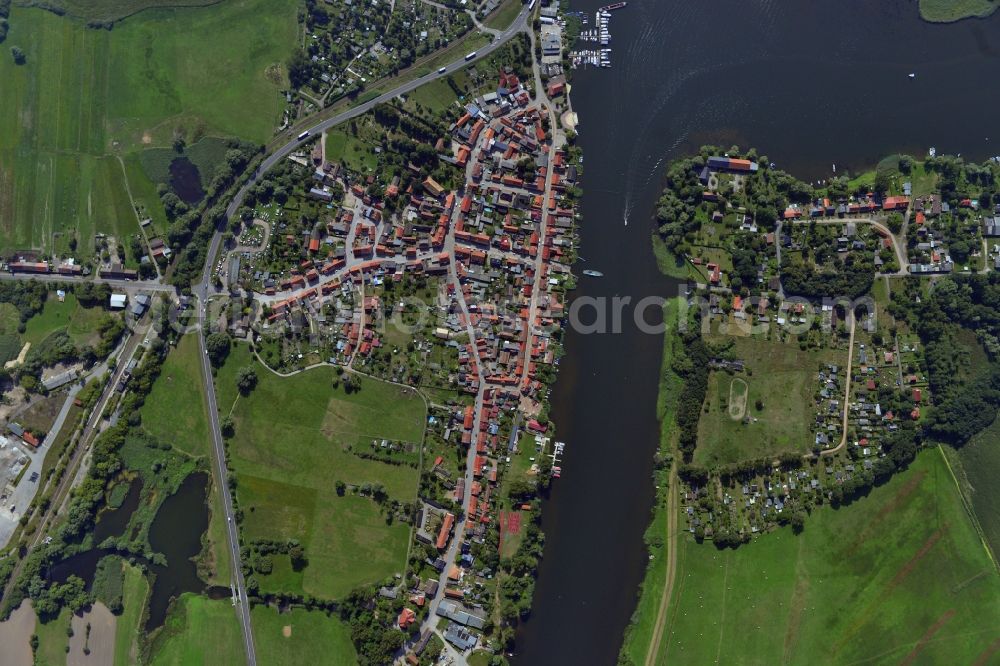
[644,460,679,666]
[0,600,36,666]
[68,602,117,666]
[899,608,955,666]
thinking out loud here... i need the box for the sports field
[0,0,296,258]
[149,594,244,666]
[216,344,425,599]
[695,337,842,466]
[251,605,357,665]
[656,449,1000,665]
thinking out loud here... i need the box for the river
[514,1,1000,663]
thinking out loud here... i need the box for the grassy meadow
[0,0,296,258]
[139,333,231,585]
[33,607,72,666]
[113,562,149,666]
[21,291,107,348]
[695,337,842,466]
[216,344,425,599]
[141,334,211,458]
[251,605,357,665]
[656,449,1000,665]
[949,415,1000,563]
[149,594,244,666]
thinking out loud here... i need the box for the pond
[47,472,215,631]
[169,156,205,205]
[90,477,142,547]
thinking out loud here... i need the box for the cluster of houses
[260,69,576,403]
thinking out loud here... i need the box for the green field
[142,334,211,457]
[0,0,296,257]
[251,605,357,665]
[656,449,1000,665]
[149,594,244,666]
[695,337,842,466]
[113,562,150,666]
[34,607,72,666]
[919,0,998,22]
[25,0,224,22]
[140,333,231,584]
[21,292,107,348]
[216,344,425,598]
[951,415,1000,562]
[484,0,522,31]
[324,126,379,174]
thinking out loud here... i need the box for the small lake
[48,472,214,630]
[91,478,142,546]
[144,471,210,629]
[169,157,205,205]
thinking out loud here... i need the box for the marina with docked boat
[569,2,627,69]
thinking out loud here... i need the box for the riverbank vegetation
[619,299,682,666]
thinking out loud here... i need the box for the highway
[194,12,529,664]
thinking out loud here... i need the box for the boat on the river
[582,269,604,277]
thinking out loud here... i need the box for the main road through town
[195,11,530,664]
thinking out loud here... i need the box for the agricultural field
[695,337,843,467]
[657,449,1000,665]
[148,594,244,666]
[0,0,297,259]
[949,415,1000,562]
[251,605,357,665]
[215,344,426,599]
[23,0,223,22]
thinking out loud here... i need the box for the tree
[11,45,25,65]
[873,170,891,196]
[791,511,806,533]
[221,416,234,438]
[236,366,258,395]
[335,480,346,496]
[289,544,306,570]
[205,332,231,367]
[887,212,904,234]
